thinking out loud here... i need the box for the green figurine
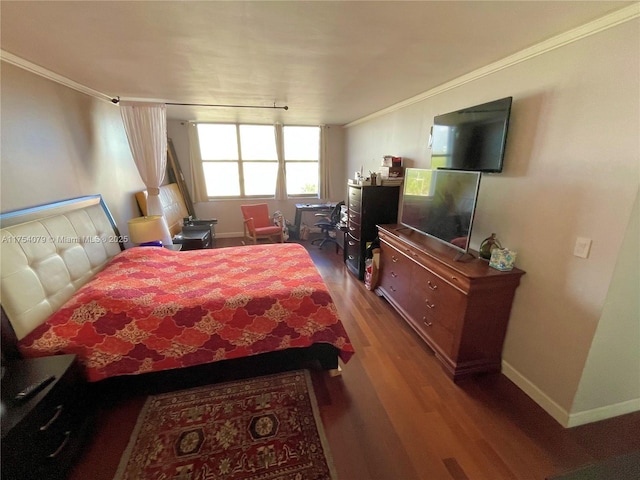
[479,233,501,260]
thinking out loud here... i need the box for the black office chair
[311,201,345,249]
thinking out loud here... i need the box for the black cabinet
[173,228,212,250]
[1,355,94,480]
[344,184,400,279]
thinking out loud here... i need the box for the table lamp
[128,215,165,247]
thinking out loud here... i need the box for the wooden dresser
[376,224,525,380]
[1,355,94,480]
[345,184,400,279]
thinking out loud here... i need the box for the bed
[0,195,354,385]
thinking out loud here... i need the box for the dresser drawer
[1,355,93,480]
[345,234,361,275]
[347,218,361,241]
[408,311,456,358]
[378,243,412,306]
[347,208,361,226]
[412,267,466,333]
[348,187,361,212]
[348,186,362,203]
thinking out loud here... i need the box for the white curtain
[274,123,287,201]
[319,125,330,199]
[187,123,209,203]
[120,101,172,245]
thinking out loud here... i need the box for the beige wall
[0,62,145,234]
[571,191,639,424]
[0,59,347,240]
[344,19,640,426]
[167,121,347,237]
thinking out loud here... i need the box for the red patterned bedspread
[19,244,354,381]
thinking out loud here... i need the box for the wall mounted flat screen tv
[400,168,482,254]
[430,96,512,173]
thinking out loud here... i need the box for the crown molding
[346,4,640,128]
[0,49,114,103]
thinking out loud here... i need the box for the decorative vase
[479,233,501,260]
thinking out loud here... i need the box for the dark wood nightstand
[173,228,212,250]
[1,355,94,480]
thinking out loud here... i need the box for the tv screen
[431,97,512,173]
[400,168,482,253]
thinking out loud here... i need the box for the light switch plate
[574,237,592,259]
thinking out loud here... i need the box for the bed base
[4,303,340,401]
[90,343,340,400]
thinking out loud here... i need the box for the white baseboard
[215,231,244,239]
[566,397,640,427]
[215,231,319,239]
[501,360,571,427]
[502,360,640,428]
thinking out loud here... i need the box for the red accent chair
[241,204,284,244]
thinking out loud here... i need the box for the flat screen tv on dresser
[400,168,481,256]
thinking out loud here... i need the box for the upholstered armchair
[241,204,284,244]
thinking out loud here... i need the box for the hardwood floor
[69,238,640,480]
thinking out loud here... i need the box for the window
[283,126,320,196]
[196,123,320,198]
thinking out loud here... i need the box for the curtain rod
[111,97,288,110]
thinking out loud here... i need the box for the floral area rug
[114,370,337,480]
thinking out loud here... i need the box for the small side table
[1,355,94,480]
[173,228,212,250]
[183,219,217,248]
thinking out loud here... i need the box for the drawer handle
[349,226,356,231]
[425,300,435,309]
[427,280,438,291]
[348,255,355,260]
[451,275,459,282]
[48,430,71,459]
[390,286,396,292]
[391,255,398,263]
[391,271,397,278]
[422,317,433,327]
[40,404,64,431]
[348,241,356,246]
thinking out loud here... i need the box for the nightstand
[1,355,94,480]
[173,228,212,250]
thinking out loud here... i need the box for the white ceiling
[0,1,633,125]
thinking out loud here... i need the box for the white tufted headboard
[0,195,123,342]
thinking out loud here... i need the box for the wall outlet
[574,237,592,259]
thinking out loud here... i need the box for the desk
[294,204,336,239]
